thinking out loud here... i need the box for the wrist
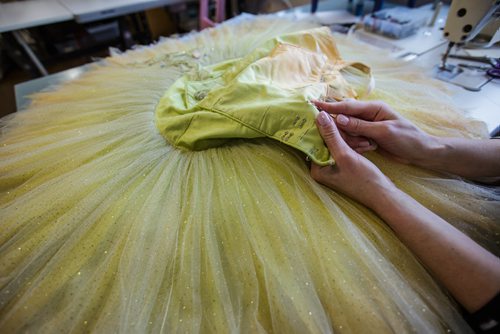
[363,181,402,214]
[412,135,449,170]
[368,185,424,230]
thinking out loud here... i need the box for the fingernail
[358,141,370,147]
[317,111,331,126]
[336,114,349,126]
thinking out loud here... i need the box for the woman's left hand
[311,111,396,210]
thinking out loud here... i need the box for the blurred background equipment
[437,0,500,90]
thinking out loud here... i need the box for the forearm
[369,186,500,313]
[416,137,500,179]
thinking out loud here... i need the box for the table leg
[12,30,48,76]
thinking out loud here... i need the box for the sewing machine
[438,0,500,89]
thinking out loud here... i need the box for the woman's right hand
[313,100,443,166]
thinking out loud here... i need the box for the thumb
[316,111,350,157]
[335,114,379,138]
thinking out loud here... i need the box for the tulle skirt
[1,15,499,333]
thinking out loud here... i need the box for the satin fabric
[155,27,371,166]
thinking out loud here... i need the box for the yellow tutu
[1,15,499,333]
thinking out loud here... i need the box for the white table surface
[413,45,500,133]
[58,0,188,23]
[15,64,93,110]
[0,0,190,31]
[0,0,73,33]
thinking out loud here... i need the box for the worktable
[0,0,72,33]
[413,44,500,136]
[0,0,189,75]
[58,0,187,23]
[0,0,73,75]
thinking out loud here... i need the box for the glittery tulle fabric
[0,15,498,333]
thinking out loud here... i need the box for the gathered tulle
[0,15,498,333]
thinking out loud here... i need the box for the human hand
[313,100,442,166]
[311,111,396,210]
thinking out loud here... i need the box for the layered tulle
[1,15,498,333]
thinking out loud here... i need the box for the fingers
[340,129,378,152]
[310,162,336,186]
[316,111,350,158]
[310,163,325,181]
[313,99,395,121]
[355,145,377,154]
[335,114,382,139]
